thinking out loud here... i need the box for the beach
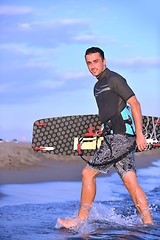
[0,142,160,184]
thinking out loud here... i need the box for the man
[58,47,153,228]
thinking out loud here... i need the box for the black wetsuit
[94,68,135,135]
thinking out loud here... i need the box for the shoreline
[0,142,160,184]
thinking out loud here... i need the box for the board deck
[32,114,160,156]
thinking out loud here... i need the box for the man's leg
[123,171,153,224]
[78,166,100,219]
[58,166,100,228]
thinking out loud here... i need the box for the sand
[0,142,160,184]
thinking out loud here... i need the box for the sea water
[0,160,160,240]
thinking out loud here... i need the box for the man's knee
[82,166,99,181]
[123,171,138,190]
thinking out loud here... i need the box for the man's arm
[127,95,147,151]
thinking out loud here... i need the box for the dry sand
[0,142,160,184]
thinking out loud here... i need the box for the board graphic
[32,114,160,156]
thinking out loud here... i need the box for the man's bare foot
[57,218,80,229]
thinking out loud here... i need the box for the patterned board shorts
[87,134,136,179]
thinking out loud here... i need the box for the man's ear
[103,58,107,67]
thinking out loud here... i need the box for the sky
[0,0,160,142]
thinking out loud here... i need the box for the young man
[58,47,153,228]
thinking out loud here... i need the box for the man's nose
[91,63,95,69]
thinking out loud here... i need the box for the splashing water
[55,201,141,234]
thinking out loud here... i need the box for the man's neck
[97,68,107,80]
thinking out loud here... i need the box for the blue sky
[0,0,160,142]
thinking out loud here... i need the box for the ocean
[0,160,160,240]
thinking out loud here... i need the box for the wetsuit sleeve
[108,75,135,102]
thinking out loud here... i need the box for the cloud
[0,55,90,105]
[0,4,116,48]
[73,35,97,43]
[109,56,160,70]
[64,71,88,79]
[0,5,33,15]
[0,82,14,93]
[0,74,90,105]
[0,15,91,47]
[0,43,54,56]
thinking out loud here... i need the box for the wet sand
[0,142,160,184]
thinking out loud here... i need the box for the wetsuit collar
[97,68,110,81]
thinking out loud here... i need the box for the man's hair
[85,47,104,60]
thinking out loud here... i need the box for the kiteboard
[32,114,160,156]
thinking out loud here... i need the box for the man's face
[85,52,106,77]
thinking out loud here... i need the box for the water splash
[55,202,141,235]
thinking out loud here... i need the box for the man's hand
[136,132,147,151]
